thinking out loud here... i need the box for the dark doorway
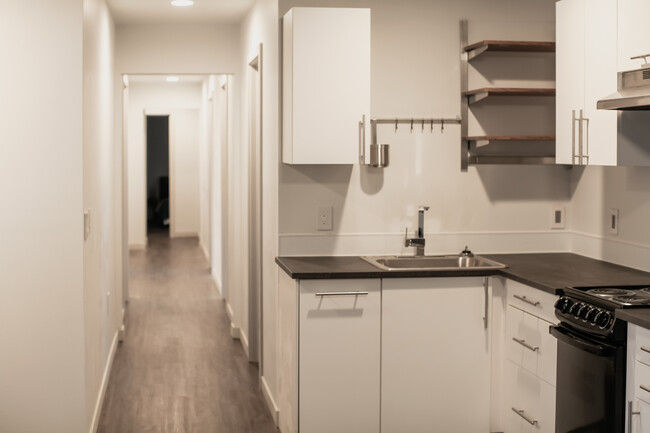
[146,115,170,235]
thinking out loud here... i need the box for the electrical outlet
[317,206,333,231]
[609,208,619,235]
[551,206,565,229]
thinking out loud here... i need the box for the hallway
[97,232,277,433]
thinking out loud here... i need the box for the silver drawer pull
[512,407,538,426]
[513,294,540,307]
[315,291,369,297]
[512,337,539,352]
[641,346,650,354]
[640,385,650,394]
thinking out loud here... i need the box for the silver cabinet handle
[512,407,537,426]
[483,277,489,329]
[572,110,580,165]
[582,114,590,165]
[640,346,650,354]
[315,291,369,297]
[358,115,366,164]
[513,294,540,307]
[512,337,539,352]
[640,385,650,394]
[629,401,641,433]
[578,109,584,166]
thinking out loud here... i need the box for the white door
[382,277,491,433]
[583,0,618,166]
[556,0,586,165]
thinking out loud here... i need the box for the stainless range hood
[598,56,650,110]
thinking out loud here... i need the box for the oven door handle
[550,325,615,357]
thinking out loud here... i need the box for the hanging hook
[410,118,414,133]
[441,119,445,133]
[430,119,434,132]
[421,119,425,132]
[395,118,398,132]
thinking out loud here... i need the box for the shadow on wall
[475,165,572,202]
[360,164,384,195]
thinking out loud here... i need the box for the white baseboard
[170,231,198,239]
[89,330,119,433]
[240,330,250,358]
[570,231,650,273]
[128,241,147,251]
[230,322,241,339]
[261,376,279,427]
[200,241,210,265]
[279,230,570,257]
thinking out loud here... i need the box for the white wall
[0,1,86,432]
[126,81,203,246]
[278,0,570,257]
[569,165,650,272]
[82,0,122,431]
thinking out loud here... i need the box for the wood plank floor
[97,231,278,433]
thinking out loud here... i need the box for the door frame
[247,45,263,367]
[144,109,174,237]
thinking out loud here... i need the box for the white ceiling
[127,74,211,84]
[106,0,255,25]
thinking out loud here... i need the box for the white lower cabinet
[299,279,381,433]
[627,324,650,433]
[381,277,491,433]
[502,279,557,433]
[503,360,556,433]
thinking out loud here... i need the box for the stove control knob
[555,297,573,314]
[578,304,593,321]
[584,307,599,323]
[595,311,612,329]
[570,302,585,317]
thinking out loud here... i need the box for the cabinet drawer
[507,279,558,324]
[504,360,556,433]
[506,305,557,386]
[636,326,650,367]
[636,360,650,405]
[630,398,650,433]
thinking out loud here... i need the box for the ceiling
[106,0,255,25]
[127,74,211,84]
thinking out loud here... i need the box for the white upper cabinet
[556,0,618,166]
[617,0,650,72]
[282,7,371,165]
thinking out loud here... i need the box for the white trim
[226,301,235,322]
[279,230,571,257]
[230,322,241,339]
[128,241,147,250]
[89,331,119,433]
[200,241,210,264]
[570,231,650,273]
[240,329,250,359]
[169,231,199,239]
[261,376,280,426]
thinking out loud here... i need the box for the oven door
[550,325,626,433]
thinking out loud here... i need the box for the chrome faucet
[405,205,430,256]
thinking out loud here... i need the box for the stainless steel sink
[361,255,506,271]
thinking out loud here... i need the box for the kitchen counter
[616,309,650,329]
[276,253,650,295]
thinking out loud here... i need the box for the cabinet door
[503,360,556,433]
[583,0,618,166]
[382,277,490,433]
[299,279,380,433]
[283,8,370,164]
[556,0,586,165]
[617,0,650,72]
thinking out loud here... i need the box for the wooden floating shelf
[464,40,556,60]
[463,87,556,104]
[467,155,556,166]
[463,135,555,147]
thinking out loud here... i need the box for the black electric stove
[550,285,650,433]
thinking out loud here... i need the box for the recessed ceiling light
[166,76,180,82]
[171,0,194,6]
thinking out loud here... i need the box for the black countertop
[616,309,650,329]
[276,253,650,296]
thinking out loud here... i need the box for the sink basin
[361,255,506,271]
